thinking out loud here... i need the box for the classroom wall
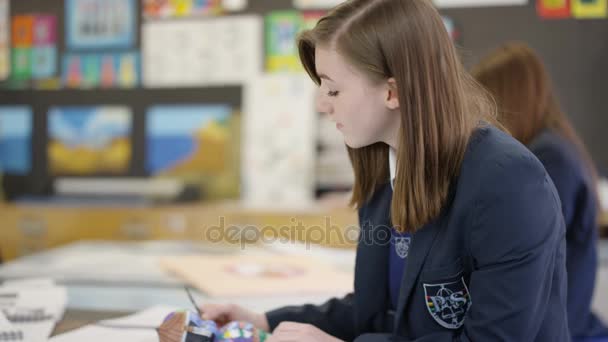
[1,0,606,198]
[444,4,608,175]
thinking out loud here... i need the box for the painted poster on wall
[142,16,262,87]
[146,105,240,199]
[11,15,34,48]
[302,11,325,30]
[293,0,344,9]
[0,0,9,81]
[222,0,248,12]
[11,15,34,82]
[265,11,325,73]
[31,15,58,79]
[242,74,317,208]
[317,114,354,191]
[442,16,461,42]
[146,105,232,175]
[433,0,527,8]
[266,11,302,73]
[0,106,32,175]
[537,0,571,18]
[571,0,607,18]
[47,106,132,175]
[63,52,139,88]
[143,0,223,19]
[9,14,58,87]
[66,0,136,50]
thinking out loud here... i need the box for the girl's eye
[327,90,339,97]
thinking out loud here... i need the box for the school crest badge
[423,277,472,329]
[394,236,411,258]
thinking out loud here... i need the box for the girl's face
[314,46,400,149]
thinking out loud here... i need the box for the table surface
[3,239,608,337]
[0,240,358,337]
[52,310,130,336]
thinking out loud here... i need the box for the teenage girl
[202,1,569,341]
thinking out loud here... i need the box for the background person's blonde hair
[298,0,498,233]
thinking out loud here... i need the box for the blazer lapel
[355,184,391,334]
[393,221,442,333]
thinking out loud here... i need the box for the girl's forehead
[315,47,365,84]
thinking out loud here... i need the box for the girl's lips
[336,123,344,129]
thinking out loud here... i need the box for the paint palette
[158,310,269,342]
[158,310,217,342]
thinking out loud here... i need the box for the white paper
[97,305,177,328]
[50,306,177,342]
[0,287,68,321]
[433,0,526,8]
[50,325,157,342]
[142,16,262,87]
[242,74,317,208]
[0,310,18,337]
[0,0,9,81]
[1,278,57,289]
[0,279,68,342]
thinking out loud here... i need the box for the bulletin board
[0,0,606,199]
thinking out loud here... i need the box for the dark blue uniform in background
[530,130,608,341]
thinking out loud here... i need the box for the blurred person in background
[473,42,608,342]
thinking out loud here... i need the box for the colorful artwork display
[47,106,132,175]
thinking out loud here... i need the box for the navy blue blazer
[529,129,608,338]
[265,125,569,341]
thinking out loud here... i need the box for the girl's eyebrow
[319,73,335,82]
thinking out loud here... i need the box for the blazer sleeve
[265,293,356,341]
[532,143,580,228]
[355,155,568,342]
[264,204,368,341]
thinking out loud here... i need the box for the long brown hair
[471,42,598,186]
[298,0,497,233]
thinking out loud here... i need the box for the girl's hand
[266,322,343,342]
[200,303,269,331]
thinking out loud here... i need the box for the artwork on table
[47,106,132,175]
[160,254,353,297]
[158,311,268,342]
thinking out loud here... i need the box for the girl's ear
[385,77,399,110]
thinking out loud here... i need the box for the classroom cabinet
[0,203,359,261]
